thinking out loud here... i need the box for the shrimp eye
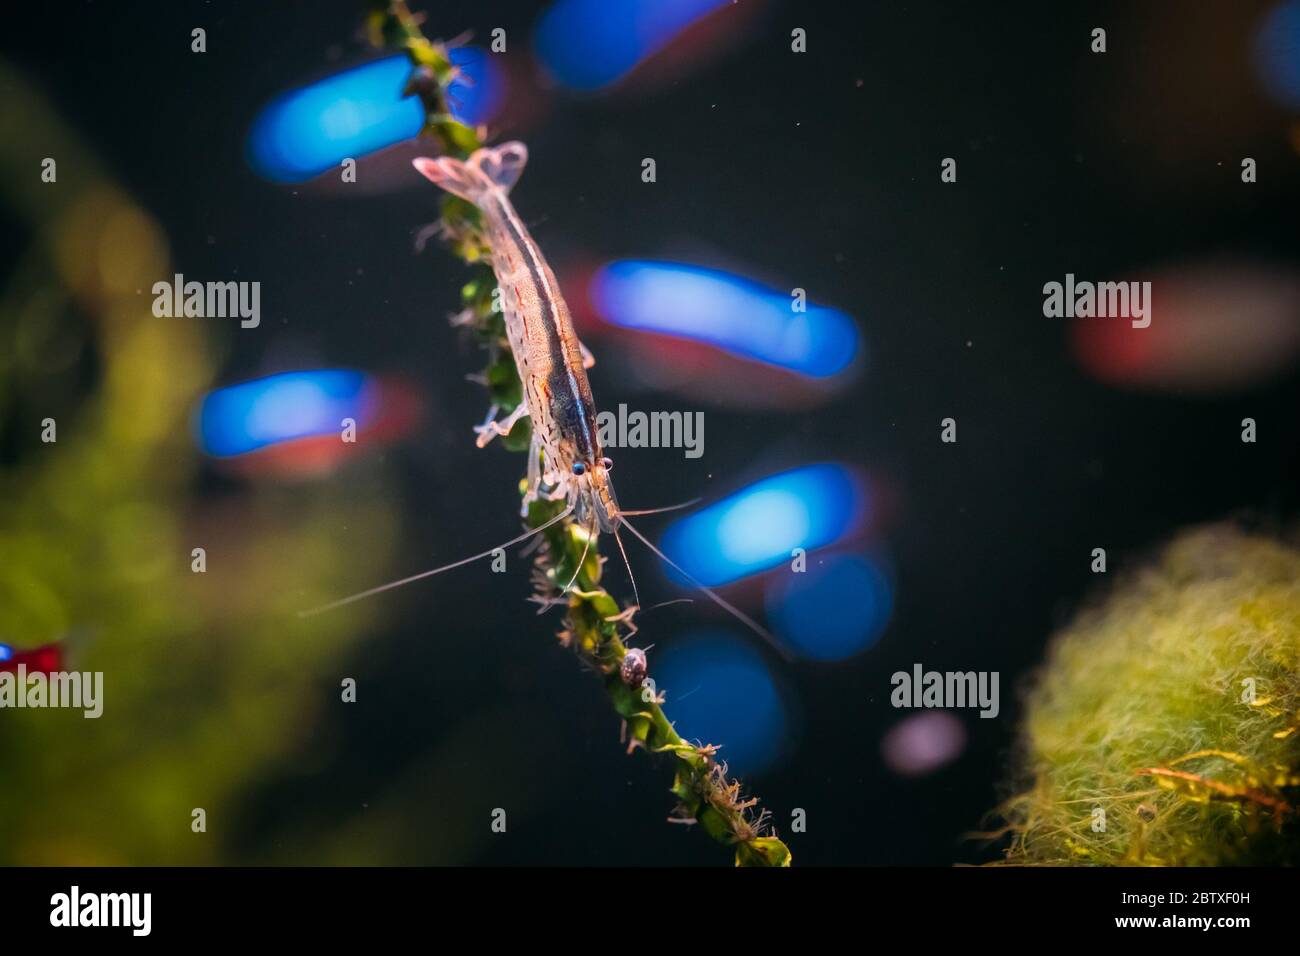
[571,462,586,476]
[601,457,614,471]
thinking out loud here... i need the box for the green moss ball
[999,525,1299,866]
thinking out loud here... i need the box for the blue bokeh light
[536,0,732,91]
[590,260,859,378]
[196,370,376,457]
[766,552,893,661]
[0,644,11,663]
[1255,1,1300,109]
[660,463,865,587]
[655,631,788,777]
[248,50,501,183]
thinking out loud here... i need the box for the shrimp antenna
[604,498,699,601]
[617,516,791,661]
[641,598,694,613]
[615,497,702,517]
[299,505,574,618]
[561,516,596,594]
[612,525,641,610]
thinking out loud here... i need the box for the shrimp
[301,143,775,651]
[411,142,619,532]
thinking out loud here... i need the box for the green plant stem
[365,0,790,866]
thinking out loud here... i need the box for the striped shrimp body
[302,144,775,650]
[413,143,619,534]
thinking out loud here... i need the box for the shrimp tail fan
[412,141,528,205]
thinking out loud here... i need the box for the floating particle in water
[881,712,967,777]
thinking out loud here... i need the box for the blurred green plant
[366,0,791,866]
[0,60,397,864]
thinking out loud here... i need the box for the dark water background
[3,0,1297,864]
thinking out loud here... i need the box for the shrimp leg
[474,400,530,449]
[520,436,570,517]
[522,430,543,515]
